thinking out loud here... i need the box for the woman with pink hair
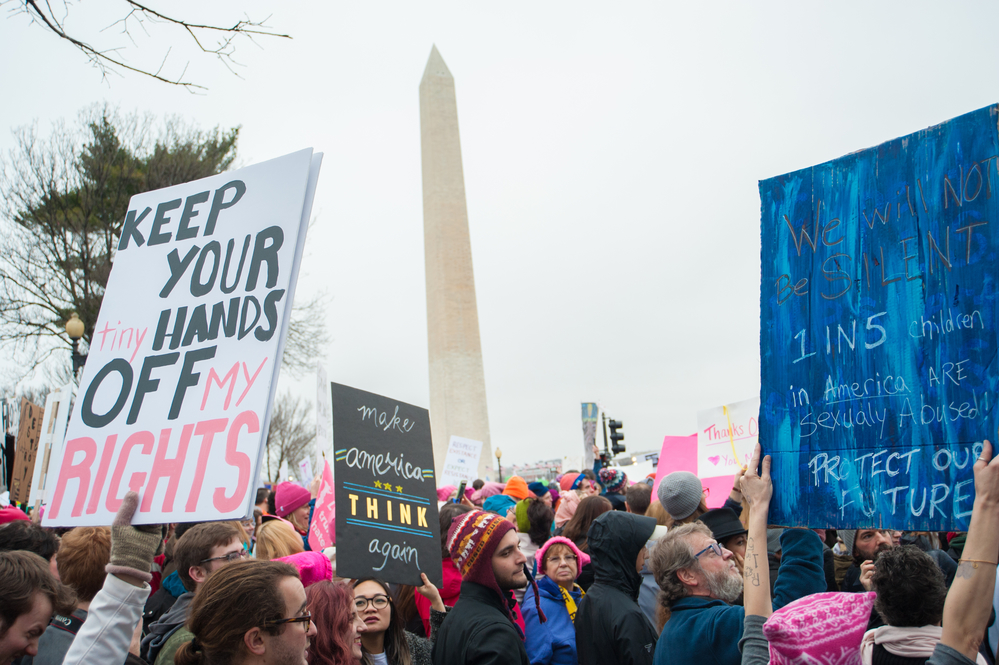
[306,580,365,665]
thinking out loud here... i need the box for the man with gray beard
[650,521,826,665]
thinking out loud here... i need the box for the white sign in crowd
[44,149,322,527]
[438,435,484,488]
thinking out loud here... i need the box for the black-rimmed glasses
[354,594,390,611]
[263,612,313,630]
[694,542,723,558]
[200,549,247,565]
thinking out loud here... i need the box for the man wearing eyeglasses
[649,504,826,665]
[142,521,248,665]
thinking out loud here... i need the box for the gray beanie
[839,529,856,556]
[658,471,703,520]
[766,528,784,554]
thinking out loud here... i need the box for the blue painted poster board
[759,104,999,530]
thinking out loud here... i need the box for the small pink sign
[652,434,734,509]
[308,460,336,550]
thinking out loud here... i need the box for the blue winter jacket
[655,528,825,665]
[522,576,582,665]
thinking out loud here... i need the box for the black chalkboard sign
[331,383,442,587]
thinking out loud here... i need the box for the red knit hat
[275,482,311,518]
[558,473,584,492]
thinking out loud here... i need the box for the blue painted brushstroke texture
[759,104,999,530]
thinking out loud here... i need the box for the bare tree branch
[8,0,290,90]
[282,291,332,378]
[264,392,316,483]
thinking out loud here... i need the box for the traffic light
[609,419,625,455]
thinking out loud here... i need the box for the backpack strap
[48,613,85,636]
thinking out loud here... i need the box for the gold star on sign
[396,486,403,493]
[373,481,382,489]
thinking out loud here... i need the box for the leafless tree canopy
[0,105,328,381]
[284,291,332,377]
[265,391,316,483]
[6,0,290,90]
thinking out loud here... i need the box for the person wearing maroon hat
[274,480,316,551]
[431,511,542,665]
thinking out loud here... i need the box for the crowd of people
[2,441,999,665]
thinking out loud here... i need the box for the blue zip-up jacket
[523,576,583,665]
[655,528,825,665]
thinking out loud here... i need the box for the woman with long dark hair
[559,495,612,590]
[306,580,365,665]
[352,575,446,665]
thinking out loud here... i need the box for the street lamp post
[495,447,503,483]
[66,313,87,376]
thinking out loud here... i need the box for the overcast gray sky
[4,2,999,465]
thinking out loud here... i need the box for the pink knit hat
[535,536,590,576]
[275,481,311,518]
[275,551,332,588]
[0,506,30,525]
[763,592,876,665]
[437,485,458,503]
[470,481,504,505]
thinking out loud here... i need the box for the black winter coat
[431,581,529,665]
[575,511,659,665]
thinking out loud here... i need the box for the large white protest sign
[44,149,322,526]
[438,435,483,488]
[697,397,759,479]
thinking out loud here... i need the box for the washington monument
[419,46,494,480]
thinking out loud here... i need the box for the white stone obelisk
[419,46,494,481]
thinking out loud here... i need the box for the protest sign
[316,362,332,471]
[298,458,313,486]
[697,398,758,479]
[308,458,336,551]
[29,384,75,506]
[652,434,733,507]
[44,148,322,526]
[760,105,999,530]
[581,402,598,470]
[438,435,483,487]
[562,455,583,475]
[10,399,44,503]
[331,382,442,587]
